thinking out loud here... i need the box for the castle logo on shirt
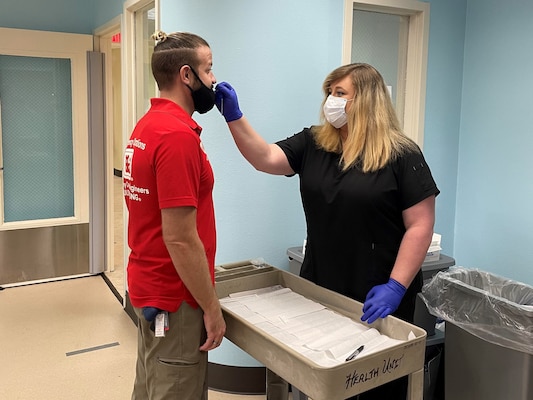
[123,148,134,180]
[124,138,147,181]
[123,143,150,202]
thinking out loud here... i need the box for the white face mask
[323,95,349,128]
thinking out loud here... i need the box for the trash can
[414,254,455,336]
[420,267,533,400]
[423,345,442,400]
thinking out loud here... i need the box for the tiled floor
[0,275,272,399]
[0,276,136,399]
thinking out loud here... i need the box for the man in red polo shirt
[124,31,225,400]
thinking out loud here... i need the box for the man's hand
[199,303,226,352]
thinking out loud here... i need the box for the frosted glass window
[0,55,74,222]
[352,10,408,126]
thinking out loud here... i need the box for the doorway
[342,0,430,146]
[95,20,125,302]
[0,28,94,286]
[97,0,156,304]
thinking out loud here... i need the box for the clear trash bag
[420,266,533,355]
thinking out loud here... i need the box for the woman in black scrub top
[215,63,439,400]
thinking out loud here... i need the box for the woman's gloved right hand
[215,81,243,122]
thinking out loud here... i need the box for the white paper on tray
[221,286,407,367]
[321,328,380,358]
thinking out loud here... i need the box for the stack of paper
[220,286,408,367]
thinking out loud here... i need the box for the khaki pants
[132,303,207,400]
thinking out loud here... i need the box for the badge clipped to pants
[154,311,169,337]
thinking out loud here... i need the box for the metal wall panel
[87,51,106,274]
[0,224,89,285]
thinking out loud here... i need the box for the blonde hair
[313,63,418,173]
[150,30,210,90]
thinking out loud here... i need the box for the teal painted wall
[2,0,531,367]
[455,0,533,285]
[0,0,94,34]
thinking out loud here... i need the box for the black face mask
[187,67,216,114]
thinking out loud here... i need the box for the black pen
[345,345,364,361]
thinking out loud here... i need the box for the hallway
[0,276,137,399]
[0,276,269,399]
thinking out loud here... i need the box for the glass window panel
[352,10,408,125]
[0,55,74,222]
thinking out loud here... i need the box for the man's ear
[179,65,191,84]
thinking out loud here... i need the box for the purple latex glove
[215,82,243,122]
[361,278,407,324]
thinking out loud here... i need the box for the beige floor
[0,275,272,399]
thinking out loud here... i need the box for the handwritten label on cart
[345,353,405,389]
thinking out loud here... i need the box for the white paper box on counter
[424,246,442,262]
[425,233,442,262]
[215,261,427,400]
[430,233,441,247]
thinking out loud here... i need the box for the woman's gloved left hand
[215,81,243,122]
[361,278,406,324]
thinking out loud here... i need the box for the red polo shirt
[124,98,216,312]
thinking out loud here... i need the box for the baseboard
[208,362,266,394]
[100,273,123,304]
